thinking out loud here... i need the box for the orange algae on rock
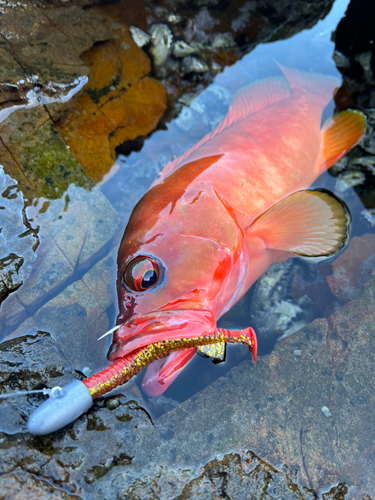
[55,22,167,183]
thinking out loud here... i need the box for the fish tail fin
[277,63,340,105]
[318,109,366,172]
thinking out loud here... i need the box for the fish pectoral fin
[247,189,351,258]
[197,342,226,362]
[318,110,366,172]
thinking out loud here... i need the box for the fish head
[107,154,243,362]
[107,226,234,361]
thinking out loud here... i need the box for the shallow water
[0,0,374,496]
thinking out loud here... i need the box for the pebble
[334,171,366,193]
[182,56,209,74]
[106,397,120,410]
[82,367,92,377]
[321,406,332,418]
[173,40,200,58]
[149,24,173,67]
[129,26,150,48]
[293,350,302,357]
[210,33,236,49]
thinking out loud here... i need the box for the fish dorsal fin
[277,64,339,104]
[318,110,366,172]
[226,76,291,125]
[156,76,291,184]
[247,190,351,258]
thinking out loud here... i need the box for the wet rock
[361,208,375,226]
[0,331,151,497]
[334,0,375,103]
[327,233,375,303]
[249,261,313,340]
[173,40,201,58]
[2,269,375,498]
[0,105,94,203]
[0,331,76,434]
[0,185,121,339]
[210,32,236,49]
[334,170,366,193]
[0,1,110,118]
[55,12,167,183]
[0,167,38,306]
[131,272,375,498]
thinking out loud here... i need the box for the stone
[326,233,375,303]
[149,24,173,67]
[248,261,314,340]
[0,183,122,336]
[1,270,375,497]
[129,26,150,47]
[0,167,38,306]
[55,14,167,183]
[0,106,94,203]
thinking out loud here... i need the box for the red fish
[108,66,365,397]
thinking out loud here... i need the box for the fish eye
[123,256,164,292]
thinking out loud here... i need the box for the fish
[106,65,365,397]
[26,65,366,435]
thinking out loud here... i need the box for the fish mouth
[107,309,216,362]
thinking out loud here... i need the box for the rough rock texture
[0,0,167,195]
[1,272,374,498]
[0,167,38,306]
[54,6,168,183]
[327,233,375,303]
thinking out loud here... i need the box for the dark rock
[327,233,375,303]
[1,270,375,497]
[0,167,38,307]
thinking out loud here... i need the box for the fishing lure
[26,327,256,435]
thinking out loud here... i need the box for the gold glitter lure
[26,327,257,435]
[83,327,257,398]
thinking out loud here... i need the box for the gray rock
[249,261,313,340]
[0,167,38,306]
[210,32,236,49]
[2,265,375,499]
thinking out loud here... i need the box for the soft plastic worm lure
[27,327,257,435]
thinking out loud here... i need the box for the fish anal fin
[141,349,196,397]
[227,76,291,124]
[319,110,366,172]
[247,190,351,259]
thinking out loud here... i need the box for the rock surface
[0,167,38,306]
[327,233,375,303]
[0,273,374,498]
